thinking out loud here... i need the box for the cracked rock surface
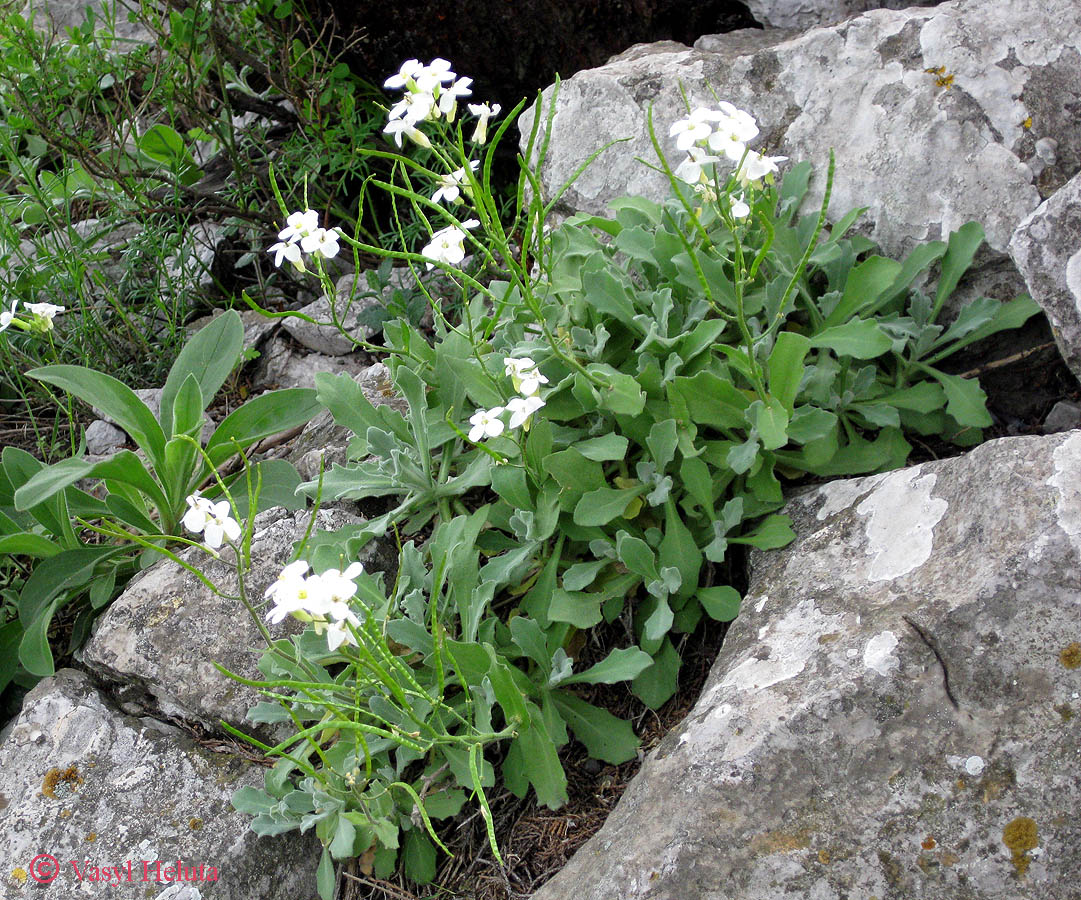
[532,431,1081,900]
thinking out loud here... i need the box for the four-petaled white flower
[506,394,545,429]
[670,114,713,151]
[467,102,501,144]
[438,76,473,119]
[0,299,19,333]
[269,240,302,268]
[468,406,506,442]
[675,146,721,185]
[182,493,241,549]
[421,219,478,269]
[432,161,480,204]
[707,104,760,161]
[730,194,751,219]
[389,90,434,125]
[736,150,787,186]
[384,58,425,90]
[383,117,432,149]
[278,209,320,244]
[414,57,455,93]
[25,302,65,329]
[300,227,341,259]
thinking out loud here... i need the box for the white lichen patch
[1066,248,1081,314]
[855,470,948,581]
[815,475,884,521]
[1049,432,1081,559]
[863,630,900,676]
[720,598,842,693]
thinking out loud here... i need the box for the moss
[1055,703,1074,721]
[189,817,203,830]
[1002,816,1039,876]
[41,765,83,800]
[1060,643,1081,669]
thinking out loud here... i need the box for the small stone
[84,420,126,455]
[1042,401,1081,434]
[964,755,986,776]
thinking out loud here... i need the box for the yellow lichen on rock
[1002,816,1039,875]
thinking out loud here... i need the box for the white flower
[432,161,480,205]
[384,58,425,90]
[278,209,320,244]
[383,117,432,149]
[268,240,303,268]
[265,560,312,604]
[181,491,214,533]
[467,102,501,144]
[323,618,358,651]
[670,114,712,151]
[438,76,473,119]
[506,394,545,429]
[301,227,341,259]
[675,146,721,184]
[707,104,759,161]
[504,356,548,396]
[0,299,19,333]
[265,562,336,625]
[415,57,456,93]
[25,302,65,329]
[730,193,751,219]
[319,562,364,605]
[182,495,240,549]
[468,406,506,442]
[504,357,538,380]
[421,219,478,269]
[389,90,435,125]
[736,150,787,186]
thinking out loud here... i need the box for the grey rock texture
[84,419,127,455]
[1009,171,1081,382]
[522,0,1081,260]
[280,274,383,356]
[745,0,942,30]
[287,362,409,482]
[24,0,159,44]
[532,431,1081,900]
[251,333,368,391]
[1043,401,1081,435]
[80,507,397,735]
[0,669,318,899]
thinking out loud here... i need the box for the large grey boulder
[0,669,318,899]
[746,0,942,30]
[80,507,397,735]
[533,430,1081,899]
[522,0,1081,260]
[1009,170,1081,382]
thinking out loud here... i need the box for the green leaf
[491,464,532,509]
[329,815,356,860]
[597,369,646,416]
[543,449,604,494]
[575,433,630,461]
[669,371,749,429]
[824,256,902,326]
[924,370,992,428]
[552,692,640,764]
[160,311,243,437]
[699,585,742,622]
[0,533,61,557]
[402,830,436,884]
[170,374,205,438]
[659,499,702,602]
[767,332,811,413]
[935,222,984,315]
[876,382,946,414]
[509,616,551,672]
[643,597,673,642]
[646,419,679,472]
[730,514,796,550]
[18,597,62,678]
[205,389,320,465]
[562,559,609,591]
[573,485,646,526]
[809,319,893,359]
[14,452,168,520]
[486,647,530,727]
[615,532,659,582]
[562,646,654,685]
[631,637,681,708]
[749,397,789,451]
[548,589,604,629]
[227,459,305,518]
[316,847,335,900]
[512,709,568,808]
[28,366,166,467]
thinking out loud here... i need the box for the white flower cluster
[265,559,365,652]
[468,357,548,442]
[182,491,241,549]
[421,218,479,270]
[382,58,501,147]
[0,299,66,335]
[669,102,787,217]
[268,209,341,269]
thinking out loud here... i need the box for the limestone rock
[1009,170,1081,382]
[745,0,942,30]
[0,669,318,899]
[522,0,1081,259]
[533,431,1081,900]
[84,419,127,455]
[80,507,398,735]
[280,274,384,356]
[251,333,368,391]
